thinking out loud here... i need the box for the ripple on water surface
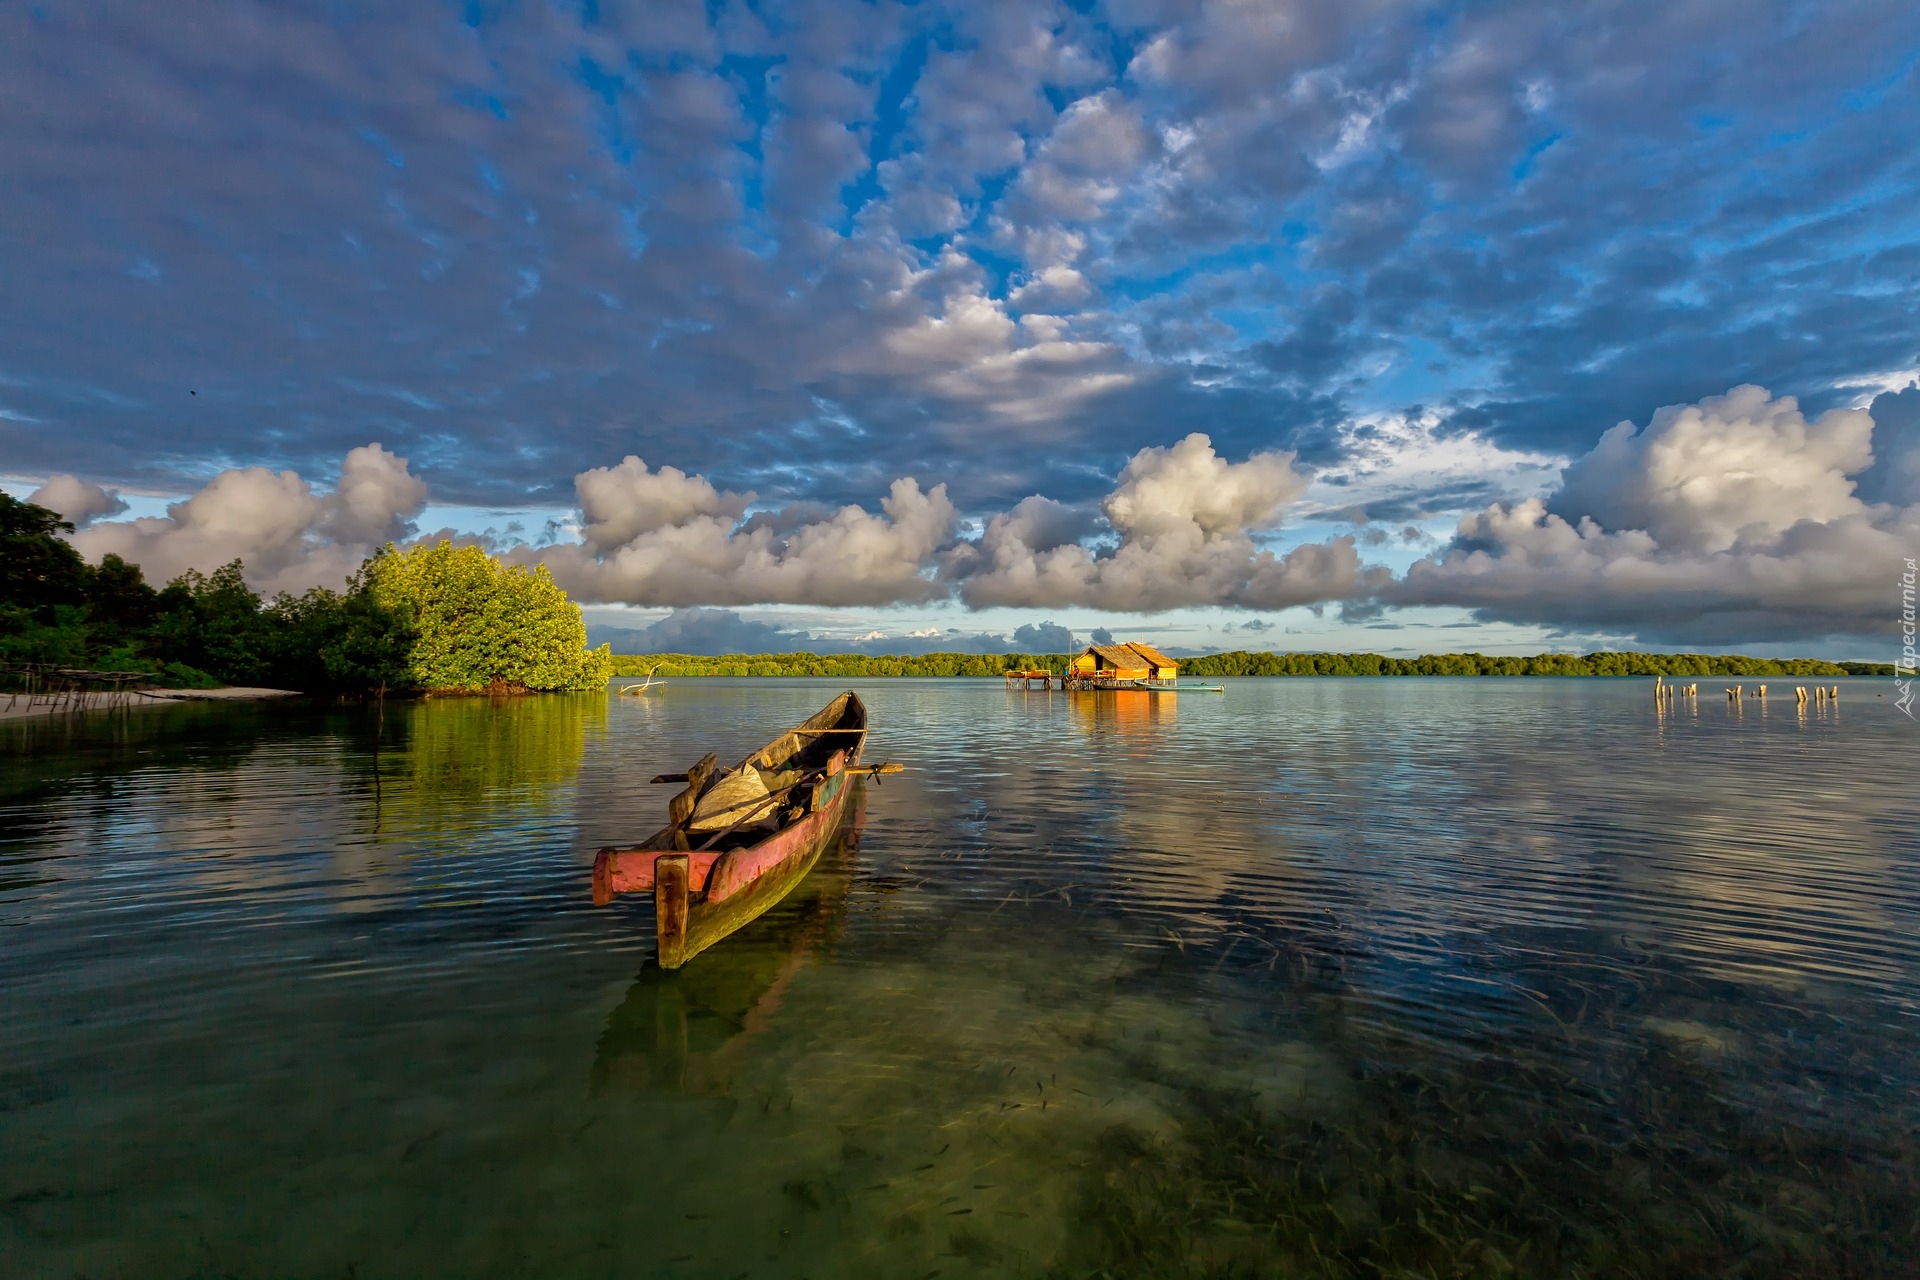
[2,678,1917,1277]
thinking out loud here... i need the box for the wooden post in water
[655,853,691,970]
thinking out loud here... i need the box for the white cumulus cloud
[26,473,127,527]
[1393,386,1916,643]
[71,444,428,594]
[574,454,754,554]
[956,433,1386,610]
[529,463,958,608]
[1551,384,1874,553]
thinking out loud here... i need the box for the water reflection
[2,678,1917,1277]
[592,792,862,1095]
[1067,686,1176,742]
[375,693,607,838]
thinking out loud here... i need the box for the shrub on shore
[1,494,608,695]
[364,541,612,693]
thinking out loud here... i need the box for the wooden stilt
[656,853,691,970]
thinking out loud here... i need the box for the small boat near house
[591,692,899,969]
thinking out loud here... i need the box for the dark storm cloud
[1853,385,1920,506]
[5,0,1918,575]
[1012,620,1076,651]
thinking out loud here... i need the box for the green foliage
[150,562,276,685]
[320,573,418,694]
[0,603,91,667]
[608,648,1881,678]
[365,541,613,692]
[85,554,160,649]
[0,508,600,695]
[0,493,90,619]
[146,559,415,694]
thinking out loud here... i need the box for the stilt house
[1070,642,1179,683]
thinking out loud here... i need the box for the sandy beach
[1,687,302,722]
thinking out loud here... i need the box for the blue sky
[4,0,1919,656]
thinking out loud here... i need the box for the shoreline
[1,687,302,722]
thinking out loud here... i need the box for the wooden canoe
[591,787,865,1094]
[591,691,871,969]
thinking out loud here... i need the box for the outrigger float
[591,692,900,969]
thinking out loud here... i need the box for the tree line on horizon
[1,492,611,694]
[6,491,1889,690]
[610,649,1887,679]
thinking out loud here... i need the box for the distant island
[610,651,1891,679]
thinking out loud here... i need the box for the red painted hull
[591,692,869,968]
[591,754,854,905]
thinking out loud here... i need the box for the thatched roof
[1084,644,1149,669]
[1124,641,1177,669]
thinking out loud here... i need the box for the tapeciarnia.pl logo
[1900,557,1917,720]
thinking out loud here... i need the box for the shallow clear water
[4,678,1917,1278]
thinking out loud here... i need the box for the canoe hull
[591,692,869,970]
[590,750,858,903]
[676,770,853,967]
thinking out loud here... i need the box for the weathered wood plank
[656,854,691,970]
